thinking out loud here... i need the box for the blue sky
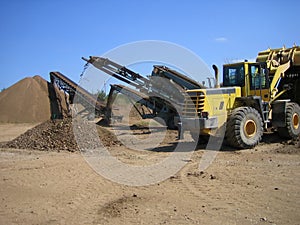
[0,0,299,90]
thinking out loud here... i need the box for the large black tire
[278,103,300,139]
[225,107,263,149]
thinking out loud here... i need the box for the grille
[183,91,205,117]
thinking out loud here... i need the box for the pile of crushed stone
[2,118,121,152]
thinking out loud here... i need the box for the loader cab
[223,62,270,101]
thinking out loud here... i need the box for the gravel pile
[2,118,121,152]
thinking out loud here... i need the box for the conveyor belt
[82,57,187,105]
[50,71,106,114]
[81,56,200,128]
[152,65,204,90]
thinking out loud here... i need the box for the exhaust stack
[212,64,220,88]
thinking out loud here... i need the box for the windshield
[223,64,245,87]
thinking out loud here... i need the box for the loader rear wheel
[278,103,300,139]
[225,107,263,149]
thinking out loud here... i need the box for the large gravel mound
[2,118,121,152]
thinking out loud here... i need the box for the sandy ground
[0,123,38,142]
[0,123,299,225]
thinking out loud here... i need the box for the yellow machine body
[182,46,300,144]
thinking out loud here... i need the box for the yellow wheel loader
[182,45,300,148]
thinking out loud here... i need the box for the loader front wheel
[226,107,263,149]
[278,102,300,139]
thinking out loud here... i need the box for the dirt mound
[0,75,69,123]
[2,118,121,152]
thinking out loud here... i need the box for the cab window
[223,64,245,87]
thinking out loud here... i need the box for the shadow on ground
[148,131,297,153]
